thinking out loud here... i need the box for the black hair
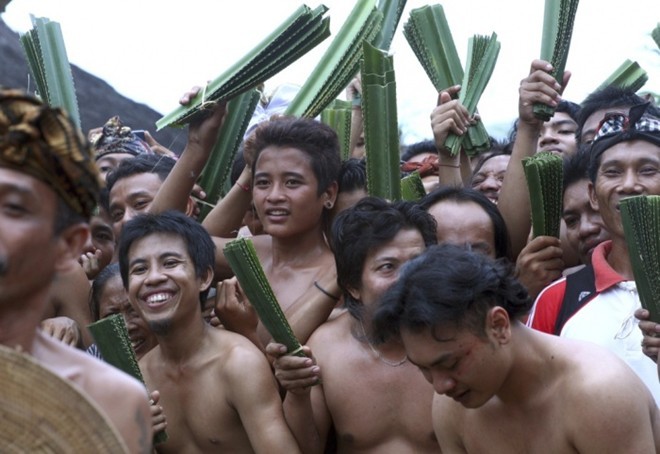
[105,154,176,195]
[562,143,590,189]
[89,262,121,321]
[555,99,580,122]
[371,243,531,343]
[117,211,216,305]
[337,158,367,194]
[576,86,660,143]
[244,116,341,196]
[330,196,437,319]
[419,186,511,259]
[400,139,437,162]
[471,146,511,178]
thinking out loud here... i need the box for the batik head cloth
[0,88,102,219]
[90,115,153,160]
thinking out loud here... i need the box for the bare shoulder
[212,328,273,377]
[432,393,466,451]
[307,311,352,353]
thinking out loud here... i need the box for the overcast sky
[3,0,659,144]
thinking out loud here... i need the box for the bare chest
[320,348,438,452]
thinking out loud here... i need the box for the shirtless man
[268,197,441,453]
[372,244,660,453]
[117,210,301,453]
[0,88,151,452]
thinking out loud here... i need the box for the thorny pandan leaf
[157,4,330,129]
[522,152,563,238]
[595,59,648,94]
[224,238,307,357]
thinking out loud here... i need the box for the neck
[0,290,50,353]
[270,226,329,266]
[352,316,408,367]
[154,315,209,363]
[494,323,556,407]
[607,238,634,280]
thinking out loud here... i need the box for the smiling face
[109,172,162,238]
[537,112,577,155]
[471,155,510,204]
[126,233,212,335]
[589,140,660,239]
[401,311,510,409]
[252,146,336,238]
[348,228,426,308]
[98,273,157,359]
[562,179,610,264]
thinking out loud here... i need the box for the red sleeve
[527,278,567,335]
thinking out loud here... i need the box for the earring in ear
[325,201,333,209]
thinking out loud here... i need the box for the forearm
[150,145,209,214]
[202,166,253,237]
[283,392,325,454]
[497,123,539,260]
[437,147,463,188]
[286,275,340,345]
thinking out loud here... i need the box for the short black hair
[244,116,341,196]
[330,197,437,319]
[89,262,121,321]
[401,139,436,162]
[562,143,590,190]
[419,186,511,259]
[117,211,216,305]
[105,154,176,195]
[371,243,531,343]
[337,158,367,194]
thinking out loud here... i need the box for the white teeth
[269,210,287,215]
[146,293,170,303]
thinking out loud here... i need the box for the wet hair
[419,186,511,259]
[371,243,531,343]
[118,211,216,305]
[330,197,437,319]
[576,86,660,143]
[401,139,436,162]
[337,158,367,194]
[244,116,341,196]
[105,154,176,196]
[89,263,121,321]
[562,143,590,189]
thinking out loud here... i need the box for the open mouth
[143,291,175,309]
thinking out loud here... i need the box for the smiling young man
[372,244,660,453]
[118,210,301,453]
[267,197,442,453]
[528,102,660,404]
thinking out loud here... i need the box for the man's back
[32,331,152,453]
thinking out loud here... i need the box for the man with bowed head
[371,244,660,453]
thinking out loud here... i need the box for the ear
[587,180,599,212]
[322,181,339,207]
[346,285,361,303]
[485,306,511,345]
[198,265,214,293]
[54,223,90,272]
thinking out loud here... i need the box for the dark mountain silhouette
[0,17,187,153]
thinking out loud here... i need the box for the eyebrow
[547,119,577,128]
[128,251,185,268]
[254,170,306,179]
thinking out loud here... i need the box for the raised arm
[497,60,569,260]
[149,88,227,216]
[430,85,473,188]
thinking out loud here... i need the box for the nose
[619,168,642,194]
[265,182,286,202]
[478,174,501,192]
[578,213,600,239]
[538,129,558,148]
[430,370,458,395]
[82,232,95,254]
